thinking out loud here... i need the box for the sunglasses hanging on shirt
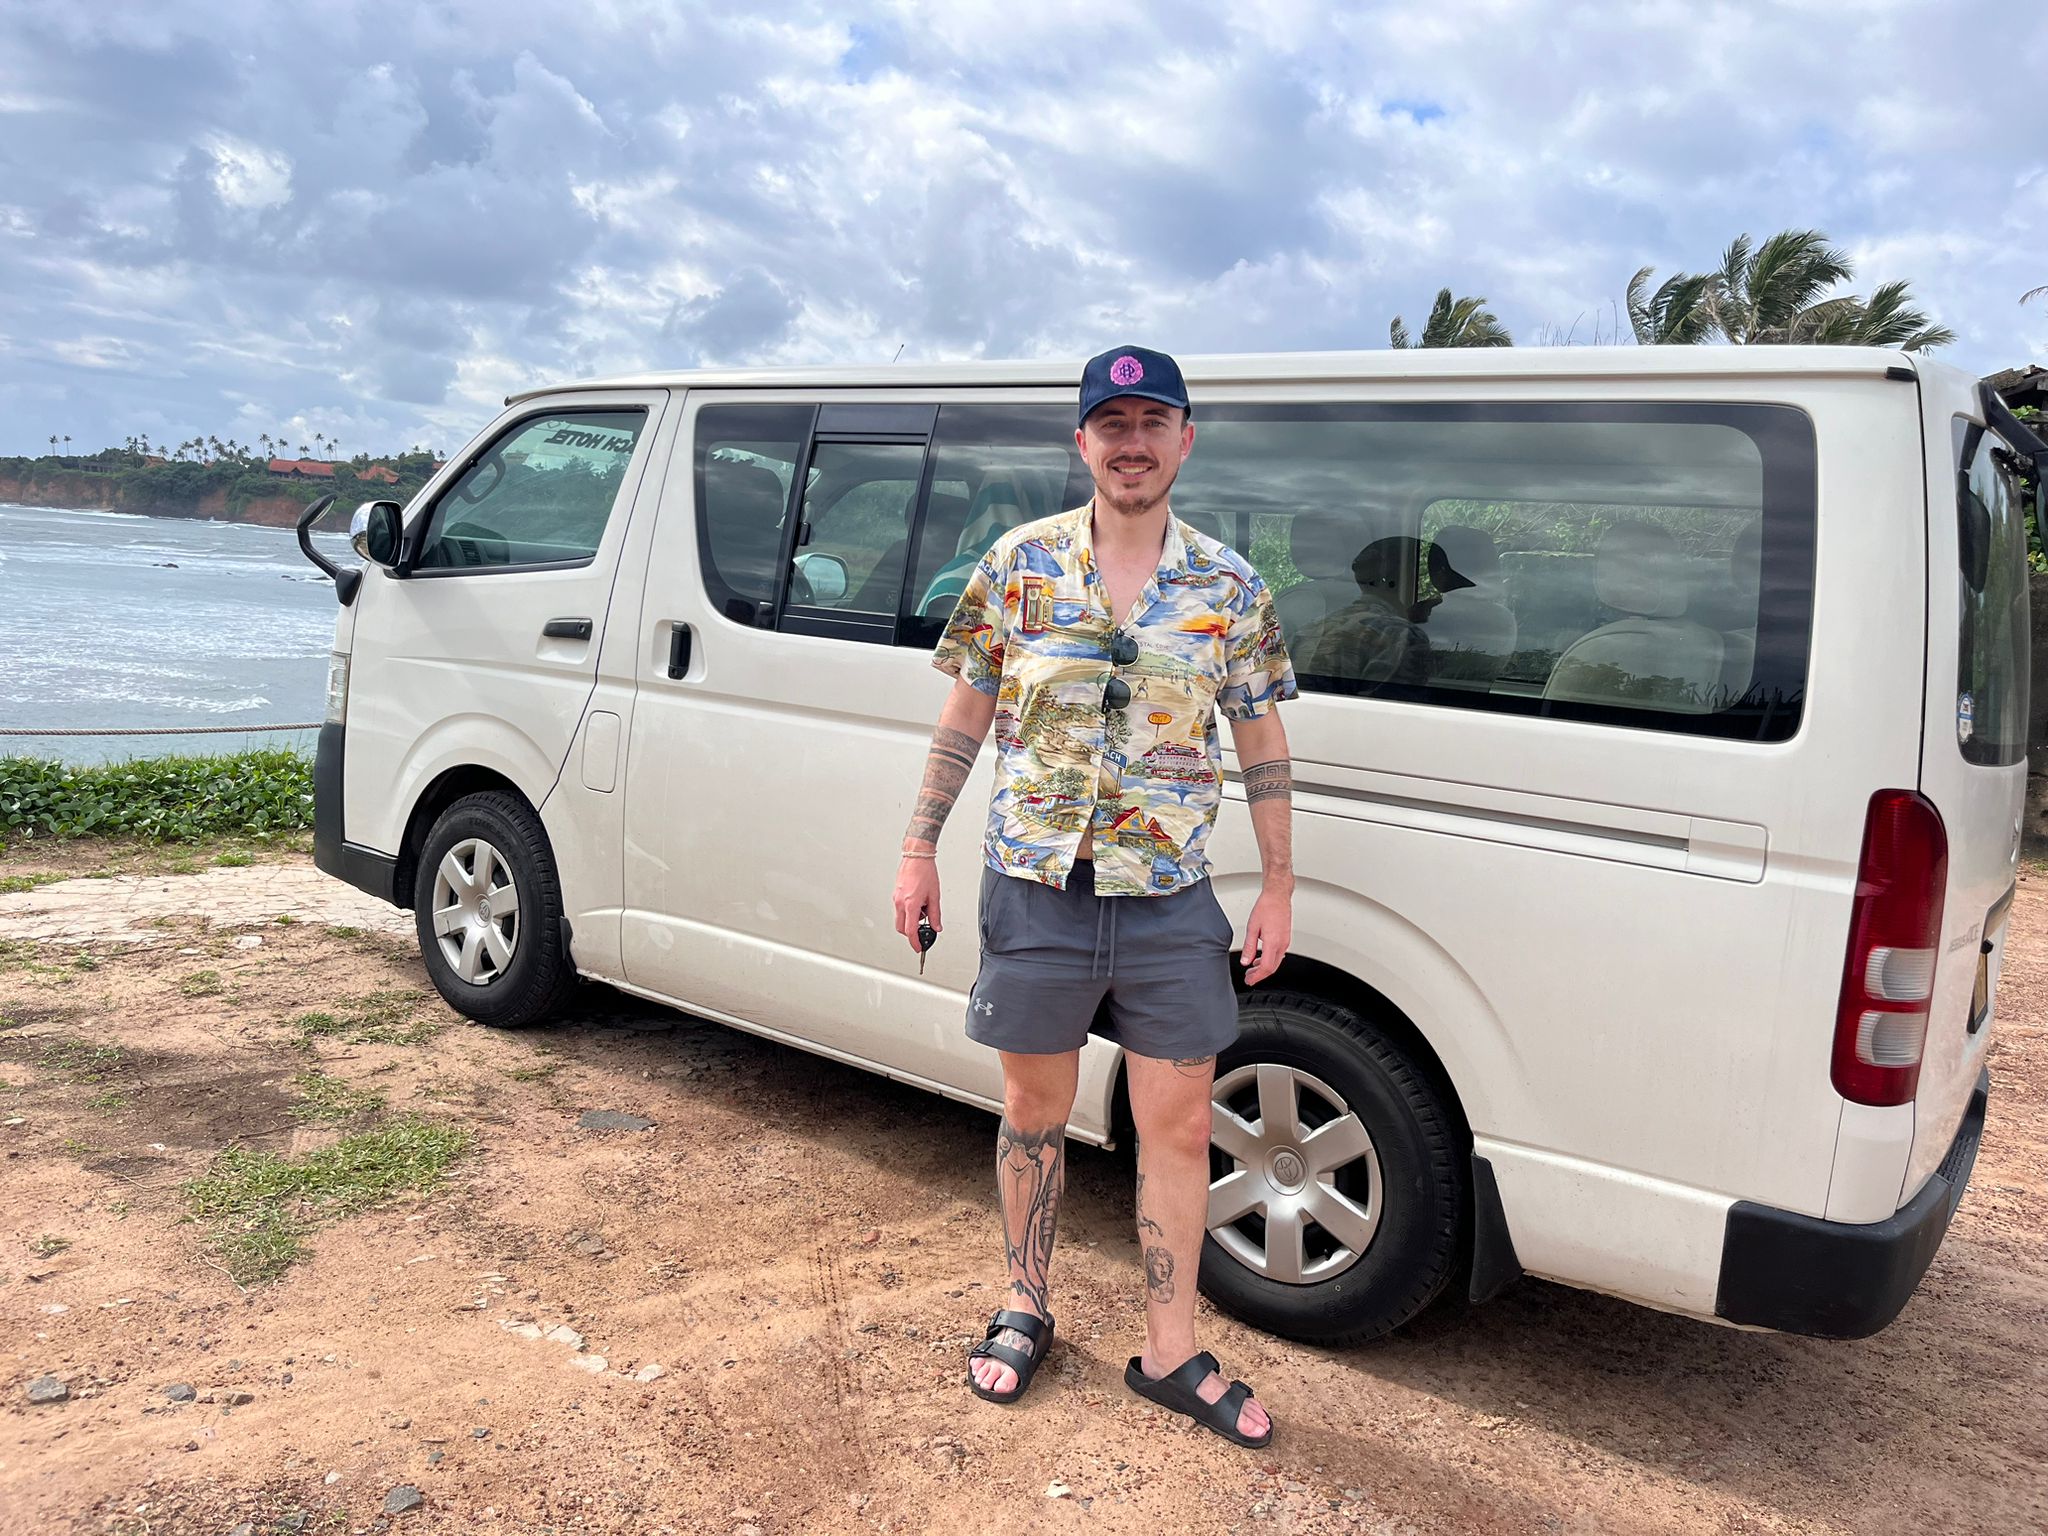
[1103,629,1139,713]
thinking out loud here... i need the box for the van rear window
[1952,418,2032,767]
[1169,402,1817,742]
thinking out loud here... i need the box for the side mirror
[795,551,849,604]
[351,500,405,569]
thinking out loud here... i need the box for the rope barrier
[0,723,321,737]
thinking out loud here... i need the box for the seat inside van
[917,466,1057,617]
[1542,521,1726,711]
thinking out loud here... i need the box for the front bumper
[1714,1067,1989,1338]
[312,721,399,906]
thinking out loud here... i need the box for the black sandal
[1124,1350,1272,1448]
[966,1309,1054,1404]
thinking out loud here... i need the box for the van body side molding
[1268,765,1768,882]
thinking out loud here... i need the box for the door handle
[542,617,593,640]
[667,622,692,680]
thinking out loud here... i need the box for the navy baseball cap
[1079,345,1190,426]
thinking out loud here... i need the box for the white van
[300,347,2042,1344]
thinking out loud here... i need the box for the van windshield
[1953,417,2032,767]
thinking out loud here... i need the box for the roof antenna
[891,342,906,364]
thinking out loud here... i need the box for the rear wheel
[414,791,574,1029]
[1198,990,1464,1344]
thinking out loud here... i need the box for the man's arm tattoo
[906,724,981,846]
[996,1117,1065,1320]
[1241,759,1292,806]
[1143,1244,1176,1304]
[1171,1055,1215,1080]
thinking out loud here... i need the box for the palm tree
[2025,285,2046,306]
[1623,268,1719,344]
[62,435,71,456]
[1794,281,1955,350]
[1628,229,1952,352]
[1706,231,1852,344]
[1390,288,1513,348]
[47,435,57,453]
[298,442,310,456]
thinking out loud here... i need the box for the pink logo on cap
[1109,355,1145,387]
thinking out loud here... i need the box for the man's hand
[894,856,942,955]
[1241,886,1291,986]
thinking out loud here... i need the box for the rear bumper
[312,722,399,906]
[1715,1067,1988,1338]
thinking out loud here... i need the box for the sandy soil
[1,859,2044,1536]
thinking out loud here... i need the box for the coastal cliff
[0,470,316,528]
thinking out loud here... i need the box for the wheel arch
[393,765,538,910]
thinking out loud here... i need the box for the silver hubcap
[1208,1062,1382,1285]
[430,837,521,986]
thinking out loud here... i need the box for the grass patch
[86,1087,133,1112]
[500,1062,560,1083]
[179,969,224,997]
[0,937,67,976]
[182,1116,473,1283]
[38,1037,126,1084]
[71,954,98,972]
[32,1233,70,1257]
[0,750,312,844]
[0,870,66,894]
[290,990,441,1047]
[213,851,255,868]
[290,1070,387,1123]
[61,1137,105,1158]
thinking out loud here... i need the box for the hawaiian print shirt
[932,503,1297,897]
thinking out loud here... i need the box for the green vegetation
[86,1088,133,1112]
[0,442,440,523]
[38,1037,126,1084]
[183,1116,472,1283]
[0,750,312,844]
[290,1069,387,1122]
[1628,229,1953,350]
[290,990,441,1047]
[1391,289,1513,348]
[180,969,225,998]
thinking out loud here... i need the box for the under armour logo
[972,998,995,1015]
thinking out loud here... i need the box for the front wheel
[413,791,574,1029]
[1198,990,1465,1344]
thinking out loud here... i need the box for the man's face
[1076,398,1194,518]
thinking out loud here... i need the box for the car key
[917,912,938,974]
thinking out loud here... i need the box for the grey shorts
[966,862,1241,1060]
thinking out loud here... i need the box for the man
[1297,534,1432,692]
[890,346,1297,1448]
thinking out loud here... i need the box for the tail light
[1832,790,1948,1107]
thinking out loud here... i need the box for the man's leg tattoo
[997,1116,1065,1321]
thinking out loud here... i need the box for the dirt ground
[1,847,2044,1536]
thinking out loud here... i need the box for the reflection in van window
[695,404,812,624]
[789,440,924,615]
[904,406,1090,636]
[1168,403,1815,741]
[416,410,645,571]
[1953,417,2032,767]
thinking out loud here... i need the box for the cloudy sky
[3,0,2044,459]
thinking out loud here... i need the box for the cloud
[0,0,2044,458]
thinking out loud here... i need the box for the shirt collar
[1074,499,1191,582]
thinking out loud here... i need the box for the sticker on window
[1958,691,1976,743]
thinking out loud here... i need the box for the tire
[1197,989,1464,1345]
[413,791,575,1029]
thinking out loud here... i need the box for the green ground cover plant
[0,750,313,844]
[182,1116,471,1283]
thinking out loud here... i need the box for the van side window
[900,405,1090,645]
[1953,417,2032,767]
[694,404,813,624]
[788,441,925,617]
[1169,403,1816,742]
[415,410,644,572]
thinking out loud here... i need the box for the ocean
[0,503,356,765]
